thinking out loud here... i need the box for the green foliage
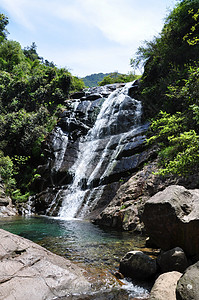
[0,13,9,40]
[157,130,199,176]
[132,1,199,177]
[70,75,85,92]
[133,0,199,117]
[183,8,199,45]
[0,14,85,201]
[0,40,26,72]
[0,151,16,193]
[147,112,194,175]
[146,63,199,176]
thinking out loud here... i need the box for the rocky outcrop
[0,177,17,217]
[119,250,157,280]
[142,185,199,259]
[94,160,172,231]
[176,261,199,300]
[28,82,153,219]
[149,271,182,300]
[0,229,91,300]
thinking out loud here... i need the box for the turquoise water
[0,216,151,298]
[0,215,147,269]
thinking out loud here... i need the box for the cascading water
[58,82,144,220]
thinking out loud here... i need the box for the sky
[0,0,177,77]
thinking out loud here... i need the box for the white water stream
[58,82,143,219]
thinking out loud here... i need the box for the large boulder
[142,185,199,259]
[119,251,157,280]
[176,261,199,300]
[0,229,91,300]
[149,271,182,300]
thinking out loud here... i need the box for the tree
[133,0,199,117]
[0,13,9,41]
[23,42,40,61]
[0,40,25,72]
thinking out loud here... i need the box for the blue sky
[0,0,176,77]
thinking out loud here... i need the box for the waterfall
[58,82,143,220]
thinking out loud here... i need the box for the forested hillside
[82,73,109,87]
[0,14,85,203]
[134,0,199,177]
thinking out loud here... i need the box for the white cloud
[0,0,176,76]
[2,0,172,44]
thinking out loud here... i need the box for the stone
[0,177,17,217]
[119,251,157,280]
[149,271,182,300]
[70,91,86,99]
[157,247,188,273]
[84,93,103,101]
[176,261,199,300]
[142,185,199,258]
[0,229,91,300]
[0,177,10,207]
[93,159,165,231]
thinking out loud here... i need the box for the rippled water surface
[0,216,152,299]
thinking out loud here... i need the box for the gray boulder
[157,247,188,273]
[0,229,91,300]
[149,271,182,300]
[176,261,199,300]
[0,177,17,217]
[142,185,199,258]
[119,250,157,280]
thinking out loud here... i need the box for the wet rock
[84,93,103,101]
[142,185,199,259]
[94,159,163,231]
[0,177,17,217]
[119,251,157,280]
[176,261,199,300]
[149,271,182,300]
[0,229,91,300]
[70,91,86,99]
[157,247,188,273]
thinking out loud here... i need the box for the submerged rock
[0,229,91,300]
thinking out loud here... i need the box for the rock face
[94,160,172,231]
[0,177,17,217]
[149,271,182,300]
[0,229,91,300]
[142,185,199,259]
[176,261,199,300]
[119,251,157,280]
[28,82,152,219]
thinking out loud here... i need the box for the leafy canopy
[133,0,199,176]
